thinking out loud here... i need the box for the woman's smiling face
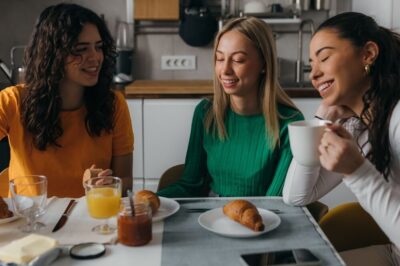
[215,30,263,99]
[309,29,370,109]
[63,23,104,88]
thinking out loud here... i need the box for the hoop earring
[364,64,371,75]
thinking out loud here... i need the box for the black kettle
[179,0,218,47]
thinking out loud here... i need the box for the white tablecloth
[0,197,345,266]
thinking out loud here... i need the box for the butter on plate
[0,234,58,264]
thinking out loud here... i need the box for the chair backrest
[157,164,184,192]
[0,168,9,197]
[0,138,10,172]
[306,201,329,222]
[319,202,390,252]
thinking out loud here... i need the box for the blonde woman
[158,17,303,197]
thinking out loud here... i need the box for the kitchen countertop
[124,80,320,99]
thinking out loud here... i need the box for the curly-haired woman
[0,3,133,197]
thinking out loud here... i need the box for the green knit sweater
[157,99,303,198]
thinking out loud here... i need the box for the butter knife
[52,199,76,232]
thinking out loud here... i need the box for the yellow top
[0,85,134,197]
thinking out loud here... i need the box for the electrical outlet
[161,55,196,70]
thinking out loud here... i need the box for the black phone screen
[241,249,319,266]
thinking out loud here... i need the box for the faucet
[296,19,315,87]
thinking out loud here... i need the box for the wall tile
[0,0,125,66]
[134,34,174,80]
[171,35,213,80]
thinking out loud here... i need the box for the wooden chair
[0,168,9,197]
[307,201,328,222]
[0,137,10,172]
[157,164,211,196]
[157,164,185,192]
[319,202,390,252]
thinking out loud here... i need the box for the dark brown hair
[317,12,400,179]
[22,3,116,150]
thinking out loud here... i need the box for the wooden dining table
[0,197,345,266]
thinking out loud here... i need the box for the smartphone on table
[240,249,321,266]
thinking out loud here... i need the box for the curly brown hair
[22,3,116,150]
[317,12,400,180]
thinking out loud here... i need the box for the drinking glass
[9,175,47,232]
[84,176,122,234]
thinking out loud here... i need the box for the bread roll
[0,197,13,219]
[223,199,264,231]
[135,190,160,214]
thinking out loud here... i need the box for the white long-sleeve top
[283,102,400,249]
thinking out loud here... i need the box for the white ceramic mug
[288,120,329,166]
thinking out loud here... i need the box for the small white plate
[198,207,281,238]
[0,198,19,225]
[152,197,180,222]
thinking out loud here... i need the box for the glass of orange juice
[84,176,121,234]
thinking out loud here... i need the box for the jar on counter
[118,201,152,246]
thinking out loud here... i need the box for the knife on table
[52,199,76,233]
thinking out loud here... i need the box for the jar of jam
[118,201,152,246]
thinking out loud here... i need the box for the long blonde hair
[205,16,298,148]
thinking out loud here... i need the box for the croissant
[135,190,160,214]
[223,199,264,232]
[0,197,13,219]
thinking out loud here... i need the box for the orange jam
[118,203,152,246]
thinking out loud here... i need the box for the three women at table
[283,12,400,265]
[158,17,303,198]
[0,3,134,197]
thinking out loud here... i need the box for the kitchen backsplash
[0,0,126,67]
[0,0,351,83]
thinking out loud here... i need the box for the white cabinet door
[392,0,400,31]
[292,98,321,119]
[127,99,144,178]
[352,0,396,29]
[143,99,201,179]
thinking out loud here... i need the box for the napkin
[0,234,58,264]
[46,197,118,245]
[0,197,117,248]
[0,197,64,247]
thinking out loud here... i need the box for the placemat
[161,197,343,266]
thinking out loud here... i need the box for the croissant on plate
[0,196,13,219]
[223,199,264,232]
[135,190,160,214]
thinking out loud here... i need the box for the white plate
[152,197,180,222]
[0,198,19,224]
[198,207,281,238]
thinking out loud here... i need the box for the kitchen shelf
[262,18,302,24]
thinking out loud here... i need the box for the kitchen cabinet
[134,0,179,21]
[127,99,144,179]
[143,99,201,179]
[127,98,201,190]
[352,0,400,29]
[292,98,320,119]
